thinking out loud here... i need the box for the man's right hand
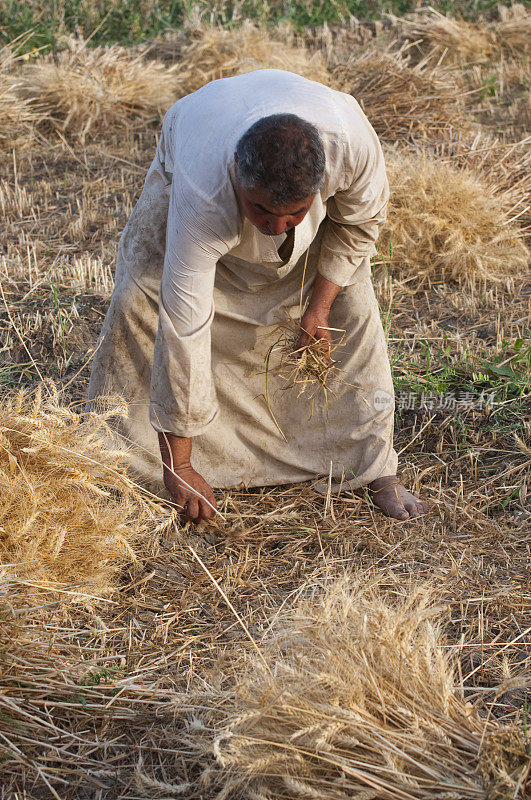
[158,432,217,522]
[163,463,217,522]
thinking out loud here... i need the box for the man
[88,69,428,523]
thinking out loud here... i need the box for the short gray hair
[235,114,325,207]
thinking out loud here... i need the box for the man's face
[234,159,315,236]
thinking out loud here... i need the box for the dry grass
[0,461,529,795]
[276,333,340,400]
[173,21,329,95]
[392,6,531,140]
[381,149,529,285]
[464,57,531,139]
[0,383,173,592]
[0,570,181,794]
[331,47,469,144]
[174,575,530,799]
[18,37,179,142]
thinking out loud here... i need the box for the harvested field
[0,4,529,798]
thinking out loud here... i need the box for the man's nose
[268,217,289,235]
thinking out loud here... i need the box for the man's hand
[163,462,217,522]
[158,432,217,523]
[295,273,342,355]
[296,308,332,352]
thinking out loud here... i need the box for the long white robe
[87,69,398,489]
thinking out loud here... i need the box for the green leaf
[484,363,515,379]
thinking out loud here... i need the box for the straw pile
[395,8,496,65]
[19,38,179,142]
[173,21,329,95]
[176,576,529,799]
[381,150,530,285]
[0,383,173,593]
[332,48,468,143]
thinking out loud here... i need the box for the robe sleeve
[318,129,389,287]
[149,178,232,437]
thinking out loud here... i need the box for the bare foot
[368,476,429,520]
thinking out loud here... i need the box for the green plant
[48,277,76,371]
[374,242,395,340]
[0,0,517,53]
[80,666,125,685]
[392,334,530,410]
[479,74,499,98]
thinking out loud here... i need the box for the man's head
[234,113,325,236]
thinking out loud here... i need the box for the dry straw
[465,57,531,138]
[0,571,181,795]
[331,47,468,143]
[495,3,531,59]
[381,149,530,285]
[427,133,531,236]
[0,46,40,149]
[173,21,329,95]
[0,383,173,593]
[265,317,347,435]
[394,7,497,65]
[176,575,529,799]
[19,37,179,142]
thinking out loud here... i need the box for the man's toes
[414,499,430,516]
[389,501,409,520]
[406,499,428,518]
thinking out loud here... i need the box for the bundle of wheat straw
[429,134,531,233]
[381,150,529,285]
[174,21,329,95]
[19,37,179,142]
[176,576,529,798]
[464,57,531,138]
[0,383,173,593]
[495,3,531,58]
[395,8,496,64]
[0,46,39,149]
[332,47,468,143]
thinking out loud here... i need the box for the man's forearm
[297,273,342,350]
[158,431,192,471]
[307,272,341,314]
